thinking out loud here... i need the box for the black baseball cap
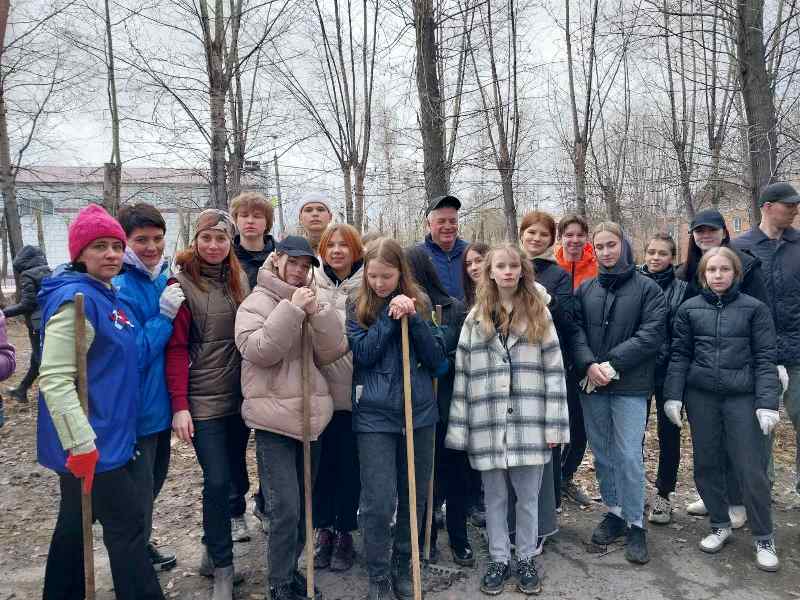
[759,182,800,206]
[690,209,726,232]
[425,195,461,216]
[276,235,320,267]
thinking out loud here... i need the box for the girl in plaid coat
[446,243,570,596]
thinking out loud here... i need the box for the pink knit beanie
[68,204,127,261]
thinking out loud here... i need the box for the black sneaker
[480,561,510,595]
[291,570,323,599]
[451,543,475,567]
[391,554,414,600]
[624,525,650,564]
[516,557,542,595]
[591,512,627,546]
[367,577,394,600]
[147,542,177,571]
[314,528,334,570]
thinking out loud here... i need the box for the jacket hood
[13,245,47,273]
[256,254,300,301]
[122,247,168,281]
[315,262,363,298]
[554,242,596,267]
[39,267,113,306]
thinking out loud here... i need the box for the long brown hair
[355,238,427,328]
[474,243,550,342]
[175,243,247,305]
[462,241,489,308]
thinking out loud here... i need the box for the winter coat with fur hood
[314,261,363,412]
[235,255,349,441]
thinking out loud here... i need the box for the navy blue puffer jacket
[347,300,448,433]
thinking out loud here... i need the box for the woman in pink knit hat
[38,203,165,599]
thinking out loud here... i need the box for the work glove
[756,409,780,436]
[778,365,789,395]
[159,283,185,320]
[66,446,100,494]
[664,400,683,429]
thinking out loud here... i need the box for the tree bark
[342,164,353,225]
[735,0,778,221]
[36,207,46,255]
[413,0,448,199]
[104,0,122,215]
[0,89,23,261]
[354,164,366,233]
[103,162,121,216]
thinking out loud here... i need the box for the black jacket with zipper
[664,285,780,410]
[572,265,667,395]
[639,265,688,385]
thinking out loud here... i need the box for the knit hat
[68,203,127,261]
[298,191,332,215]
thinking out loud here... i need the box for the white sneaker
[231,516,251,542]
[699,527,731,553]
[686,497,708,516]
[755,539,779,572]
[648,495,672,524]
[729,505,747,529]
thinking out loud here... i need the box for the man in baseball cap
[733,181,800,494]
[417,195,468,301]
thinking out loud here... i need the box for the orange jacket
[555,243,598,290]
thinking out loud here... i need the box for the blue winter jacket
[347,302,448,434]
[113,260,173,437]
[417,235,469,302]
[37,269,139,474]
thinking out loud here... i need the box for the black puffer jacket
[664,286,780,410]
[5,245,51,330]
[233,234,276,290]
[573,264,667,395]
[639,265,688,384]
[532,256,578,366]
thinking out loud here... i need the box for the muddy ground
[1,318,799,600]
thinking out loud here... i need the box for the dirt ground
[1,317,799,600]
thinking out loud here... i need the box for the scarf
[640,264,675,291]
[598,256,635,290]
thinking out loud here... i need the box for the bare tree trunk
[36,207,46,255]
[273,152,285,237]
[354,165,366,233]
[735,0,778,222]
[0,216,7,305]
[103,162,121,216]
[342,164,353,225]
[0,90,23,261]
[414,0,448,198]
[500,170,517,242]
[710,142,722,208]
[103,0,122,216]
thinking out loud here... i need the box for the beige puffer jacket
[235,256,349,441]
[314,263,363,411]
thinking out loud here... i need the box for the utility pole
[274,151,285,237]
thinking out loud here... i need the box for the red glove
[66,448,99,494]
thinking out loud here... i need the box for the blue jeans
[581,392,647,525]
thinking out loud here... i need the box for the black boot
[624,525,650,564]
[591,512,627,546]
[147,542,177,571]
[391,554,414,600]
[6,387,28,404]
[270,583,295,600]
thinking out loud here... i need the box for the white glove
[664,400,683,429]
[778,365,789,395]
[756,409,780,436]
[159,283,185,320]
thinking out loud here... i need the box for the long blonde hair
[474,243,550,342]
[354,238,427,328]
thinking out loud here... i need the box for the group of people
[17,181,799,600]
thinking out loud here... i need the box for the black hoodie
[5,245,51,330]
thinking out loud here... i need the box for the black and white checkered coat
[445,306,570,471]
